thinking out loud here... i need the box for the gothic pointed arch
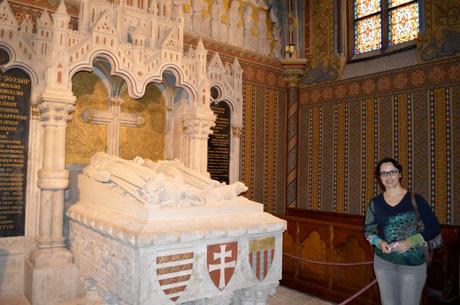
[206,53,243,183]
[0,0,214,239]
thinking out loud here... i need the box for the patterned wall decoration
[240,60,286,215]
[254,86,266,203]
[361,98,378,214]
[429,88,452,223]
[347,101,362,215]
[333,103,348,213]
[298,57,460,225]
[298,107,309,210]
[307,107,322,210]
[300,59,460,104]
[453,86,460,226]
[242,83,256,200]
[241,81,286,215]
[263,90,278,213]
[302,0,339,85]
[321,103,334,212]
[276,90,288,215]
[394,94,412,190]
[418,0,460,61]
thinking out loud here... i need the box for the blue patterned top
[364,192,441,266]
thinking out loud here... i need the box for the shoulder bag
[411,192,443,263]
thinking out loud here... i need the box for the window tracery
[352,0,419,56]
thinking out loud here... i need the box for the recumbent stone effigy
[67,152,286,305]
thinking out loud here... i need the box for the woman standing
[364,157,441,305]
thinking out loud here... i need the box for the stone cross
[82,97,144,156]
[209,245,236,289]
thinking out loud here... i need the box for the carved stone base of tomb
[67,175,286,305]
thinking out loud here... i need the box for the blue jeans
[373,254,426,305]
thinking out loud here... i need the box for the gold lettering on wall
[208,101,231,184]
[0,69,31,236]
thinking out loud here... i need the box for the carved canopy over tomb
[0,0,212,103]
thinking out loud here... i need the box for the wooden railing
[280,208,460,305]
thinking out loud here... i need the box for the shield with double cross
[207,242,238,290]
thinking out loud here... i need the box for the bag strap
[410,191,420,220]
[411,192,424,233]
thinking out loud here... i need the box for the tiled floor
[268,286,335,305]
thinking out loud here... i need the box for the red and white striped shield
[156,251,194,302]
[207,242,238,290]
[249,237,275,281]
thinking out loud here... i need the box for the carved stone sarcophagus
[67,153,286,305]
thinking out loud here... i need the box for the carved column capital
[183,111,216,138]
[38,91,76,126]
[283,68,305,87]
[37,90,76,121]
[281,58,307,87]
[38,102,75,126]
[182,109,216,173]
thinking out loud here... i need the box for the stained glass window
[353,0,419,56]
[355,0,380,19]
[389,0,413,8]
[389,3,419,45]
[355,16,382,54]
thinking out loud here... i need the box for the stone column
[229,126,242,183]
[281,59,306,211]
[164,105,174,160]
[25,104,44,238]
[24,90,84,305]
[182,109,215,174]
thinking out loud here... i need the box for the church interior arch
[67,56,167,166]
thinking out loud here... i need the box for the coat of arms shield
[207,242,238,290]
[156,251,194,302]
[249,237,275,281]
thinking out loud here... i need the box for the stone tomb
[67,153,286,305]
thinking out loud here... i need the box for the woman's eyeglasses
[379,170,399,177]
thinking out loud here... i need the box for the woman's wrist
[367,235,381,249]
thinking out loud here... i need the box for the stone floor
[0,286,335,305]
[0,294,30,305]
[268,286,335,305]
